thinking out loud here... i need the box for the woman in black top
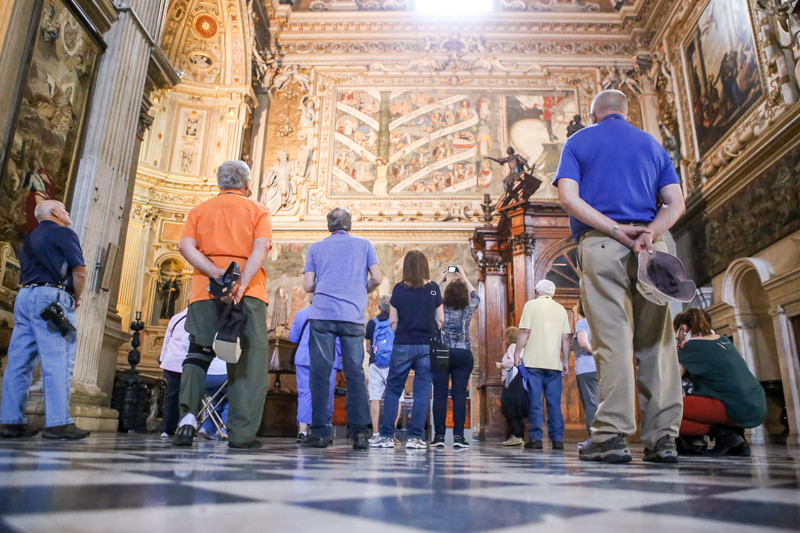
[371,250,443,450]
[431,265,479,449]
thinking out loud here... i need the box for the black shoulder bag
[429,285,450,372]
[290,319,310,367]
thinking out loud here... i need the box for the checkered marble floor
[0,434,798,533]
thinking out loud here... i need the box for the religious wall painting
[684,0,763,158]
[329,88,576,197]
[265,240,477,336]
[0,0,102,256]
[260,147,311,216]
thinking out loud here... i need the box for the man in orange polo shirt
[174,160,273,449]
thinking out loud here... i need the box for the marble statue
[261,150,309,215]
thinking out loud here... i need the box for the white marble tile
[187,479,431,502]
[454,483,693,511]
[0,470,170,487]
[2,502,428,533]
[492,511,788,533]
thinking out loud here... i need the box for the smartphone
[448,265,458,273]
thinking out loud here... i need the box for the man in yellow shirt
[513,280,572,451]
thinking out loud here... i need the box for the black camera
[40,301,76,337]
[208,261,240,299]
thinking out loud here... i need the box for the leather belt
[22,282,65,290]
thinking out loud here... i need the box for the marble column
[117,205,158,328]
[64,0,169,431]
[773,306,800,444]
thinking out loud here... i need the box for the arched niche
[722,257,784,441]
[146,253,193,327]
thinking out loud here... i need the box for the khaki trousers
[182,297,269,445]
[578,230,683,448]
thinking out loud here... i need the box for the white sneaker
[369,436,395,448]
[577,438,592,449]
[406,438,427,449]
[368,433,382,445]
[198,428,215,440]
[160,432,170,440]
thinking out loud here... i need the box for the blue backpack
[372,317,394,368]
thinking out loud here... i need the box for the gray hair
[535,279,556,296]
[378,295,391,313]
[327,207,352,232]
[217,160,251,191]
[591,89,629,116]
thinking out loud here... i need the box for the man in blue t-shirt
[0,200,89,441]
[301,207,383,450]
[554,90,686,465]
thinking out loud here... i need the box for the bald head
[34,200,71,227]
[590,90,629,121]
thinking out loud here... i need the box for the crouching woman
[674,309,767,456]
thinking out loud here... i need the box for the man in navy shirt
[555,90,686,464]
[0,200,89,440]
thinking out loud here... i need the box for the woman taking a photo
[371,250,443,449]
[674,309,766,456]
[431,266,479,449]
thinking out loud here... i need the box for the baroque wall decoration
[0,0,102,265]
[683,0,764,158]
[687,138,800,285]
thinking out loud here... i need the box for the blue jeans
[308,320,370,439]
[296,363,336,426]
[1,286,77,427]
[380,344,432,440]
[200,374,229,436]
[525,368,564,442]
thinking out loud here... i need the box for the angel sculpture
[260,149,310,215]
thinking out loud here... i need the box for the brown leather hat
[637,251,696,306]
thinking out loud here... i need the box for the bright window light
[415,0,493,15]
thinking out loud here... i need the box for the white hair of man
[378,295,391,313]
[590,89,629,119]
[535,279,556,297]
[34,200,62,221]
[217,160,251,190]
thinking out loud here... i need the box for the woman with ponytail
[674,308,766,456]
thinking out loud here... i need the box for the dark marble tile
[640,498,800,530]
[296,494,599,532]
[0,484,258,515]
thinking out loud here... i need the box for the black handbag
[430,336,450,372]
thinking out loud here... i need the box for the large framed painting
[328,88,578,197]
[0,0,103,255]
[684,0,763,157]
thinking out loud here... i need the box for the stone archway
[722,258,784,441]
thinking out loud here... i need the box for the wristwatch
[610,224,620,238]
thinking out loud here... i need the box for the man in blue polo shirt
[301,207,383,450]
[0,200,89,440]
[555,90,686,464]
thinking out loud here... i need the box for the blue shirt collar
[332,230,349,235]
[601,113,625,122]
